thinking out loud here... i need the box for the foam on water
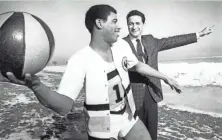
[43,65,66,73]
[159,102,222,118]
[3,93,38,106]
[159,128,186,140]
[159,62,222,87]
[44,62,222,87]
[158,126,221,140]
[1,65,222,140]
[19,112,54,126]
[4,130,59,140]
[4,130,39,140]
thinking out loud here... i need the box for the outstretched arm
[156,25,214,51]
[133,62,181,93]
[1,72,74,116]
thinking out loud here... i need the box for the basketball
[0,11,55,79]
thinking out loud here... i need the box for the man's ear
[143,22,146,26]
[95,19,103,29]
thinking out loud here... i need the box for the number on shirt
[113,84,122,103]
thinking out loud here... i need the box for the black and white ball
[0,11,55,78]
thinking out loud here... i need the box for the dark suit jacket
[123,33,197,110]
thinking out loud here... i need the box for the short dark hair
[85,4,117,33]
[126,10,145,24]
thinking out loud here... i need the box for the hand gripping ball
[0,12,55,79]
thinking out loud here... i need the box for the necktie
[136,39,144,62]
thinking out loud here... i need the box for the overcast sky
[0,0,221,62]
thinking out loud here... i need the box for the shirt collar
[129,35,142,44]
[129,34,141,40]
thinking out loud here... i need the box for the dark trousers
[137,90,158,140]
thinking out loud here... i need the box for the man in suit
[123,10,214,140]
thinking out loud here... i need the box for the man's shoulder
[113,38,131,50]
[122,36,128,41]
[141,34,155,39]
[114,38,128,45]
[68,46,91,62]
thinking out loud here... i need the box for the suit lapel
[141,35,149,63]
[124,35,149,63]
[141,36,148,54]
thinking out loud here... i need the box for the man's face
[127,15,144,38]
[102,12,120,44]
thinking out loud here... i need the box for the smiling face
[127,15,144,38]
[102,12,120,44]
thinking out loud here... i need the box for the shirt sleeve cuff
[196,32,200,40]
